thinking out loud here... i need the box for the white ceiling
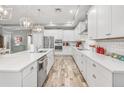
[0,5,91,29]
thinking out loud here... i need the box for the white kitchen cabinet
[96,5,112,39]
[76,52,82,70]
[0,72,22,87]
[72,47,124,87]
[63,46,72,55]
[22,62,37,87]
[47,50,54,74]
[23,69,37,87]
[63,30,74,41]
[88,5,124,39]
[0,62,37,87]
[88,6,97,39]
[86,57,112,87]
[111,6,124,37]
[80,54,87,80]
[44,29,63,39]
[74,49,79,64]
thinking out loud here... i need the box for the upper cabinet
[111,6,124,37]
[44,29,63,39]
[96,6,111,39]
[88,5,124,39]
[88,6,97,39]
[63,30,74,41]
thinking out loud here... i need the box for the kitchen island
[0,49,54,87]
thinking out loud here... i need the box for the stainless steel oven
[37,55,48,87]
[54,39,63,51]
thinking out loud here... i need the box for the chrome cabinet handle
[92,74,96,79]
[92,64,96,67]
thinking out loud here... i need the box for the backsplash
[96,39,124,55]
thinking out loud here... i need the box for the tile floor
[43,55,87,87]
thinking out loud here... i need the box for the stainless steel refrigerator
[43,36,54,48]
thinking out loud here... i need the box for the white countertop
[72,47,124,73]
[0,49,52,72]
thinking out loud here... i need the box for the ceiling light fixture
[55,8,62,13]
[19,17,33,29]
[32,25,44,32]
[0,5,12,20]
[69,10,73,14]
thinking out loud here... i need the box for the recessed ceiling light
[37,9,41,12]
[55,8,62,13]
[69,10,73,14]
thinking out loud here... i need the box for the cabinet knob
[92,74,96,79]
[92,64,96,67]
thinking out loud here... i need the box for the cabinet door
[47,52,51,74]
[80,55,87,80]
[63,30,74,41]
[23,62,37,87]
[88,6,97,39]
[111,6,124,37]
[86,57,112,87]
[97,6,112,39]
[47,50,54,74]
[23,68,37,87]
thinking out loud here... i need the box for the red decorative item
[96,47,105,54]
[76,41,81,47]
[96,47,100,53]
[99,47,105,54]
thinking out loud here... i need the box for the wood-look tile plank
[43,55,87,87]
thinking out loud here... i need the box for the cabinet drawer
[22,62,37,78]
[87,58,112,80]
[87,67,112,87]
[87,58,112,86]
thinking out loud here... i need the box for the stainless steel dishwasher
[37,55,48,87]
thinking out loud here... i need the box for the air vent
[55,8,62,13]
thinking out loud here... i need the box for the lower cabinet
[80,54,87,80]
[22,62,37,87]
[86,57,112,87]
[0,62,37,87]
[47,50,54,74]
[63,46,72,55]
[72,47,124,87]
